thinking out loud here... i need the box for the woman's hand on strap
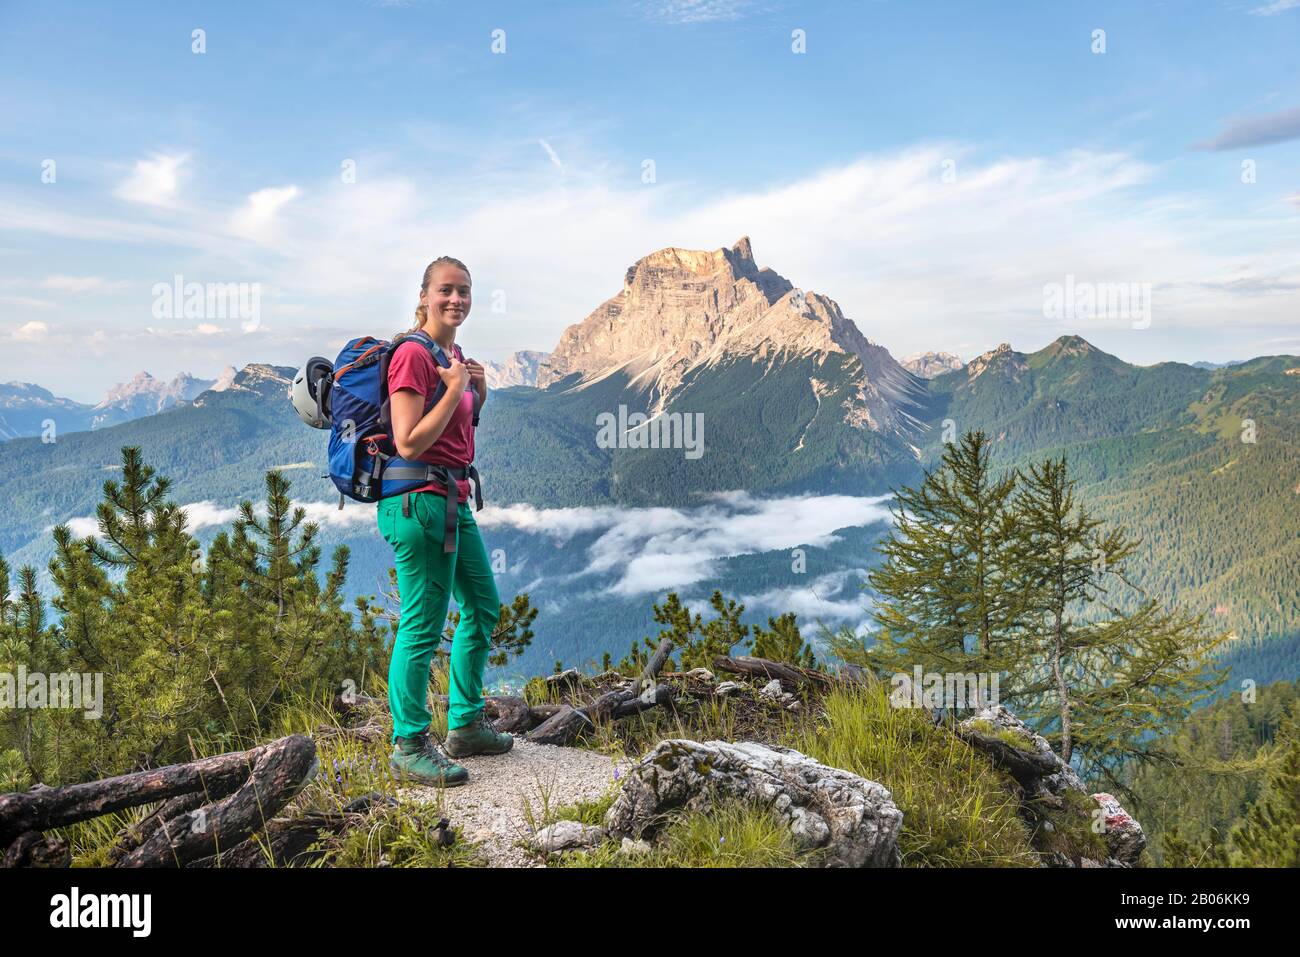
[391,360,467,459]
[438,357,471,394]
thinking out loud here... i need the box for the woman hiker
[382,256,513,787]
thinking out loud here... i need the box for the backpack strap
[451,342,483,427]
[377,331,482,454]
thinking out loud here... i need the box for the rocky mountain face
[963,342,1027,382]
[90,370,224,429]
[196,363,289,401]
[902,351,964,379]
[482,350,548,389]
[0,382,94,440]
[537,236,928,437]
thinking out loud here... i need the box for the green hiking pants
[378,491,501,741]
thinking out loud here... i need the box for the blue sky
[1,0,1298,401]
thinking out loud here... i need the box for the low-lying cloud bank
[477,490,892,598]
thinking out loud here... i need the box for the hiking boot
[390,729,469,787]
[444,710,514,758]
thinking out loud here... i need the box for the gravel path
[399,740,632,867]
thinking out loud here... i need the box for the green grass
[1030,789,1111,865]
[966,718,1040,752]
[784,683,1038,867]
[312,800,485,867]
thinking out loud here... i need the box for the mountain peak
[536,238,925,434]
[1033,335,1126,370]
[903,351,965,379]
[966,343,1025,380]
[1048,334,1097,356]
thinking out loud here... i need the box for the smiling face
[420,262,472,334]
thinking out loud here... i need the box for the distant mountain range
[482,350,547,389]
[0,367,236,440]
[4,238,1298,682]
[902,351,965,379]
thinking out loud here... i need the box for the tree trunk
[1053,608,1072,764]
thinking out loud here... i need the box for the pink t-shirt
[386,338,476,503]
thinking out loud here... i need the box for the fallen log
[190,792,399,868]
[431,694,537,732]
[527,705,594,746]
[0,735,314,850]
[528,703,565,723]
[2,830,69,867]
[528,641,678,745]
[610,683,675,719]
[630,637,675,697]
[117,734,319,867]
[712,655,833,692]
[485,695,535,733]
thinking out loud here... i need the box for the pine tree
[862,430,1024,704]
[1230,725,1300,867]
[210,470,386,718]
[1009,456,1136,762]
[443,593,537,667]
[749,612,816,668]
[0,558,63,785]
[45,447,209,777]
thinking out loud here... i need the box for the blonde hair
[396,256,471,340]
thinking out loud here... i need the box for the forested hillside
[925,339,1300,675]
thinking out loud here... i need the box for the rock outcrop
[957,705,1146,867]
[604,738,903,867]
[957,704,1084,800]
[529,820,607,854]
[1092,792,1147,866]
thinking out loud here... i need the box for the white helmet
[290,357,334,429]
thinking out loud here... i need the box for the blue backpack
[320,330,483,547]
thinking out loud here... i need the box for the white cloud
[179,501,242,531]
[538,139,564,173]
[1249,0,1300,15]
[12,320,49,341]
[54,498,371,541]
[116,153,189,207]
[40,275,129,294]
[7,138,1300,383]
[731,568,873,628]
[261,144,1300,366]
[479,490,893,598]
[231,185,302,239]
[641,0,763,24]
